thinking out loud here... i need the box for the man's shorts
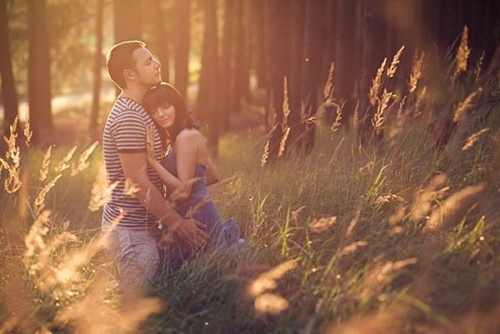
[103,225,160,295]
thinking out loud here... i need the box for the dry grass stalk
[359,161,374,175]
[123,178,140,196]
[183,194,210,219]
[462,128,490,151]
[23,211,160,334]
[324,62,335,100]
[345,209,361,238]
[454,25,471,79]
[375,194,405,207]
[34,174,62,213]
[387,46,405,78]
[410,174,449,221]
[282,77,290,131]
[71,141,99,176]
[246,259,298,316]
[0,314,19,333]
[3,116,18,161]
[339,240,368,257]
[352,100,360,128]
[254,293,290,316]
[372,89,394,135]
[308,216,338,233]
[168,177,201,202]
[39,145,53,182]
[0,157,22,194]
[326,300,409,334]
[291,205,307,222]
[369,58,387,106]
[330,102,344,133]
[414,86,427,116]
[328,137,345,166]
[424,183,485,231]
[474,51,485,82]
[397,95,407,117]
[23,210,123,294]
[409,52,425,93]
[23,210,51,266]
[360,258,418,298]
[55,146,77,173]
[37,231,79,288]
[54,273,162,334]
[23,121,32,148]
[453,87,483,122]
[261,139,270,167]
[389,204,407,226]
[88,167,118,212]
[247,259,298,298]
[278,127,291,157]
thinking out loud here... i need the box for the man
[102,40,208,301]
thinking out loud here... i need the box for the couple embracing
[101,40,240,303]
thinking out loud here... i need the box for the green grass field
[1,52,500,333]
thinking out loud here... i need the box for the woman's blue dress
[158,146,239,271]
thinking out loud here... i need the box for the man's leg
[105,227,160,303]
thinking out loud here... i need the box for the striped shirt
[102,97,164,230]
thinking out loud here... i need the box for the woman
[143,83,239,270]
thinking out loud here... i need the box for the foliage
[1,44,500,334]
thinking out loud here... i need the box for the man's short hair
[107,40,146,90]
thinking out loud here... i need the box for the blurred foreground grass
[1,111,500,333]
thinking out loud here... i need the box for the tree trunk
[197,0,221,156]
[334,0,358,126]
[358,0,387,145]
[300,0,326,154]
[220,0,235,132]
[152,0,170,82]
[482,0,500,65]
[28,0,53,143]
[113,0,142,42]
[89,0,104,142]
[287,0,305,154]
[264,0,290,162]
[252,0,267,89]
[322,0,337,93]
[174,0,190,100]
[231,0,249,114]
[0,0,19,137]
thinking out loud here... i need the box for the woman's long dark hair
[143,82,194,145]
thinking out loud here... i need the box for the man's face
[132,47,161,88]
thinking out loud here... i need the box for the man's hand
[173,218,209,250]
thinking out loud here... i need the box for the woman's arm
[206,158,219,185]
[175,129,205,200]
[146,125,185,196]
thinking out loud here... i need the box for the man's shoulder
[108,99,150,124]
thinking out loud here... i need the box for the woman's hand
[146,125,157,164]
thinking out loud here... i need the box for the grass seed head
[387,46,405,78]
[424,183,485,231]
[370,58,387,106]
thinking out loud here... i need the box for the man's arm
[119,152,208,248]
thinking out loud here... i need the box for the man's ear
[123,69,136,81]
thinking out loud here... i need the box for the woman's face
[150,104,176,129]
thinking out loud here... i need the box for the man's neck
[120,86,148,104]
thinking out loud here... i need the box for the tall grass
[2,37,500,332]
